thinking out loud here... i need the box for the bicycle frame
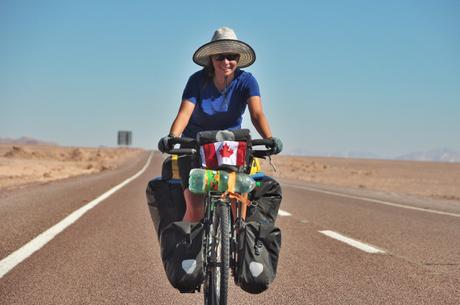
[202,193,226,274]
[202,190,248,289]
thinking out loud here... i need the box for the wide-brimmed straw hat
[193,27,256,68]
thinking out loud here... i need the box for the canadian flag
[200,141,247,168]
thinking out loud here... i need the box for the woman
[159,26,282,222]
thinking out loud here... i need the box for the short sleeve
[181,72,202,104]
[243,73,260,100]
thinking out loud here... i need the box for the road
[1,151,459,304]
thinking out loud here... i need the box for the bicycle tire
[204,202,230,305]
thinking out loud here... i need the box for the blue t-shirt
[181,69,260,138]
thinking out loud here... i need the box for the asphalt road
[1,151,459,304]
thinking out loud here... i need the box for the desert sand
[1,144,459,203]
[259,155,460,202]
[0,144,144,190]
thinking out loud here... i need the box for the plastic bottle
[188,168,225,193]
[188,168,256,194]
[234,173,257,193]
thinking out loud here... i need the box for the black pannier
[246,175,282,225]
[145,178,185,239]
[160,221,204,293]
[146,157,204,293]
[236,221,282,294]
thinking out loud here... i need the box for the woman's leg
[182,189,204,222]
[178,154,204,222]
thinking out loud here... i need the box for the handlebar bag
[160,221,204,293]
[145,178,185,239]
[246,175,282,225]
[236,221,282,294]
[196,129,251,172]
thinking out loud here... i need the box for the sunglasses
[213,53,240,61]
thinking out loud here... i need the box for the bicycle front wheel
[205,202,230,305]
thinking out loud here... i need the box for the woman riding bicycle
[159,26,282,222]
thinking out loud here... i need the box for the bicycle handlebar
[161,136,277,158]
[168,137,196,146]
[169,148,197,155]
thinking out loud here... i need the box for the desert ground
[1,144,459,203]
[260,155,460,202]
[0,144,144,190]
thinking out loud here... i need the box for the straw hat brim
[193,39,256,68]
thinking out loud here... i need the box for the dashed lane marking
[0,152,154,279]
[319,230,386,254]
[278,209,292,216]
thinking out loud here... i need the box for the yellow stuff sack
[161,155,181,180]
[249,158,261,175]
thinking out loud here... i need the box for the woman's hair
[202,56,215,88]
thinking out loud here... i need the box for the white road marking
[283,183,460,218]
[0,152,154,279]
[278,209,292,216]
[319,230,386,254]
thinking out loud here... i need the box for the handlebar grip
[169,148,197,155]
[251,138,274,147]
[252,150,271,158]
[169,137,196,146]
[251,138,275,158]
[160,136,197,154]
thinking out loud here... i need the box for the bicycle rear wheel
[204,202,230,305]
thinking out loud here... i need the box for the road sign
[117,131,132,146]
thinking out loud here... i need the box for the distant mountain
[285,147,460,163]
[396,148,460,163]
[286,148,382,159]
[322,151,382,159]
[0,136,57,146]
[285,148,316,156]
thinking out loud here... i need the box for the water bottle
[188,169,256,194]
[234,173,256,193]
[188,169,226,193]
[188,168,207,193]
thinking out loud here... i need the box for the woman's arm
[247,96,273,139]
[169,100,196,137]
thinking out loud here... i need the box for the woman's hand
[158,135,176,153]
[270,137,283,154]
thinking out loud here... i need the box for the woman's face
[211,53,240,79]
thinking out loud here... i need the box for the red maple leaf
[219,143,234,158]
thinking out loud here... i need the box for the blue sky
[1,0,459,157]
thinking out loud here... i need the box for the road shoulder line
[283,183,460,218]
[0,152,153,279]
